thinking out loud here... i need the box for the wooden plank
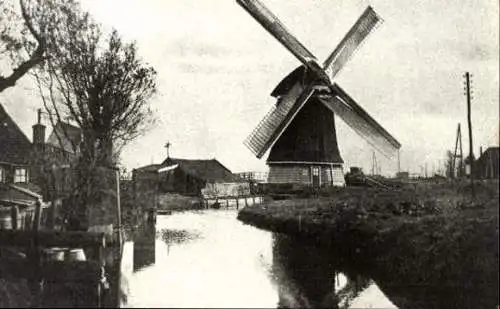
[0,230,107,248]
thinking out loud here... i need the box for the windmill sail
[323,6,383,80]
[244,84,316,158]
[318,83,401,158]
[236,0,317,66]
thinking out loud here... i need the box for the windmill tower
[239,0,401,188]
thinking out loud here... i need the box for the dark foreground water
[124,210,396,308]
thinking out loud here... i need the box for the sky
[1,0,499,176]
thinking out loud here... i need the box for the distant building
[133,157,248,198]
[396,171,409,179]
[473,147,499,179]
[46,121,82,155]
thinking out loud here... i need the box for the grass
[237,179,499,309]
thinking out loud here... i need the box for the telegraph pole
[464,72,475,197]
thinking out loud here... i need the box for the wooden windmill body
[239,0,401,188]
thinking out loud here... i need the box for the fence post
[47,198,58,230]
[34,199,42,231]
[29,199,43,307]
[11,205,19,230]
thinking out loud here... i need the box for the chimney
[32,108,46,146]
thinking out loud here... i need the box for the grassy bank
[237,180,499,308]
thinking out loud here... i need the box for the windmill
[239,0,401,188]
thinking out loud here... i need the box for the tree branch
[0,0,46,92]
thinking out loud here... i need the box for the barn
[474,147,499,179]
[133,157,247,197]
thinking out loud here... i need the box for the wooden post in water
[236,197,239,210]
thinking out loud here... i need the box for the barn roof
[0,103,32,165]
[161,157,243,183]
[134,164,161,173]
[0,183,42,207]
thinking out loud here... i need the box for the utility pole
[464,72,475,197]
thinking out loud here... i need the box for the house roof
[0,183,41,207]
[160,157,243,183]
[0,103,32,165]
[46,121,82,153]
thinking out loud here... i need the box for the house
[133,157,248,198]
[473,147,499,179]
[0,104,80,209]
[0,104,33,185]
[46,121,82,155]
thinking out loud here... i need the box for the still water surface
[125,210,397,308]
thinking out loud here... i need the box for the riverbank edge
[237,187,499,309]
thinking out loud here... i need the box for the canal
[124,210,397,308]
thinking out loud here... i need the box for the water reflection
[133,223,156,271]
[126,210,396,308]
[126,211,277,308]
[159,229,201,245]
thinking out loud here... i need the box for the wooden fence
[201,195,264,210]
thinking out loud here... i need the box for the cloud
[459,43,497,62]
[165,37,232,58]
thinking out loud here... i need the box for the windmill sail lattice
[318,84,401,159]
[236,0,317,66]
[244,84,315,158]
[323,6,383,80]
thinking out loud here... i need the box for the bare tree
[0,0,48,92]
[32,0,157,230]
[444,150,454,178]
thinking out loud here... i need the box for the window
[312,167,320,176]
[0,167,4,183]
[14,168,28,183]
